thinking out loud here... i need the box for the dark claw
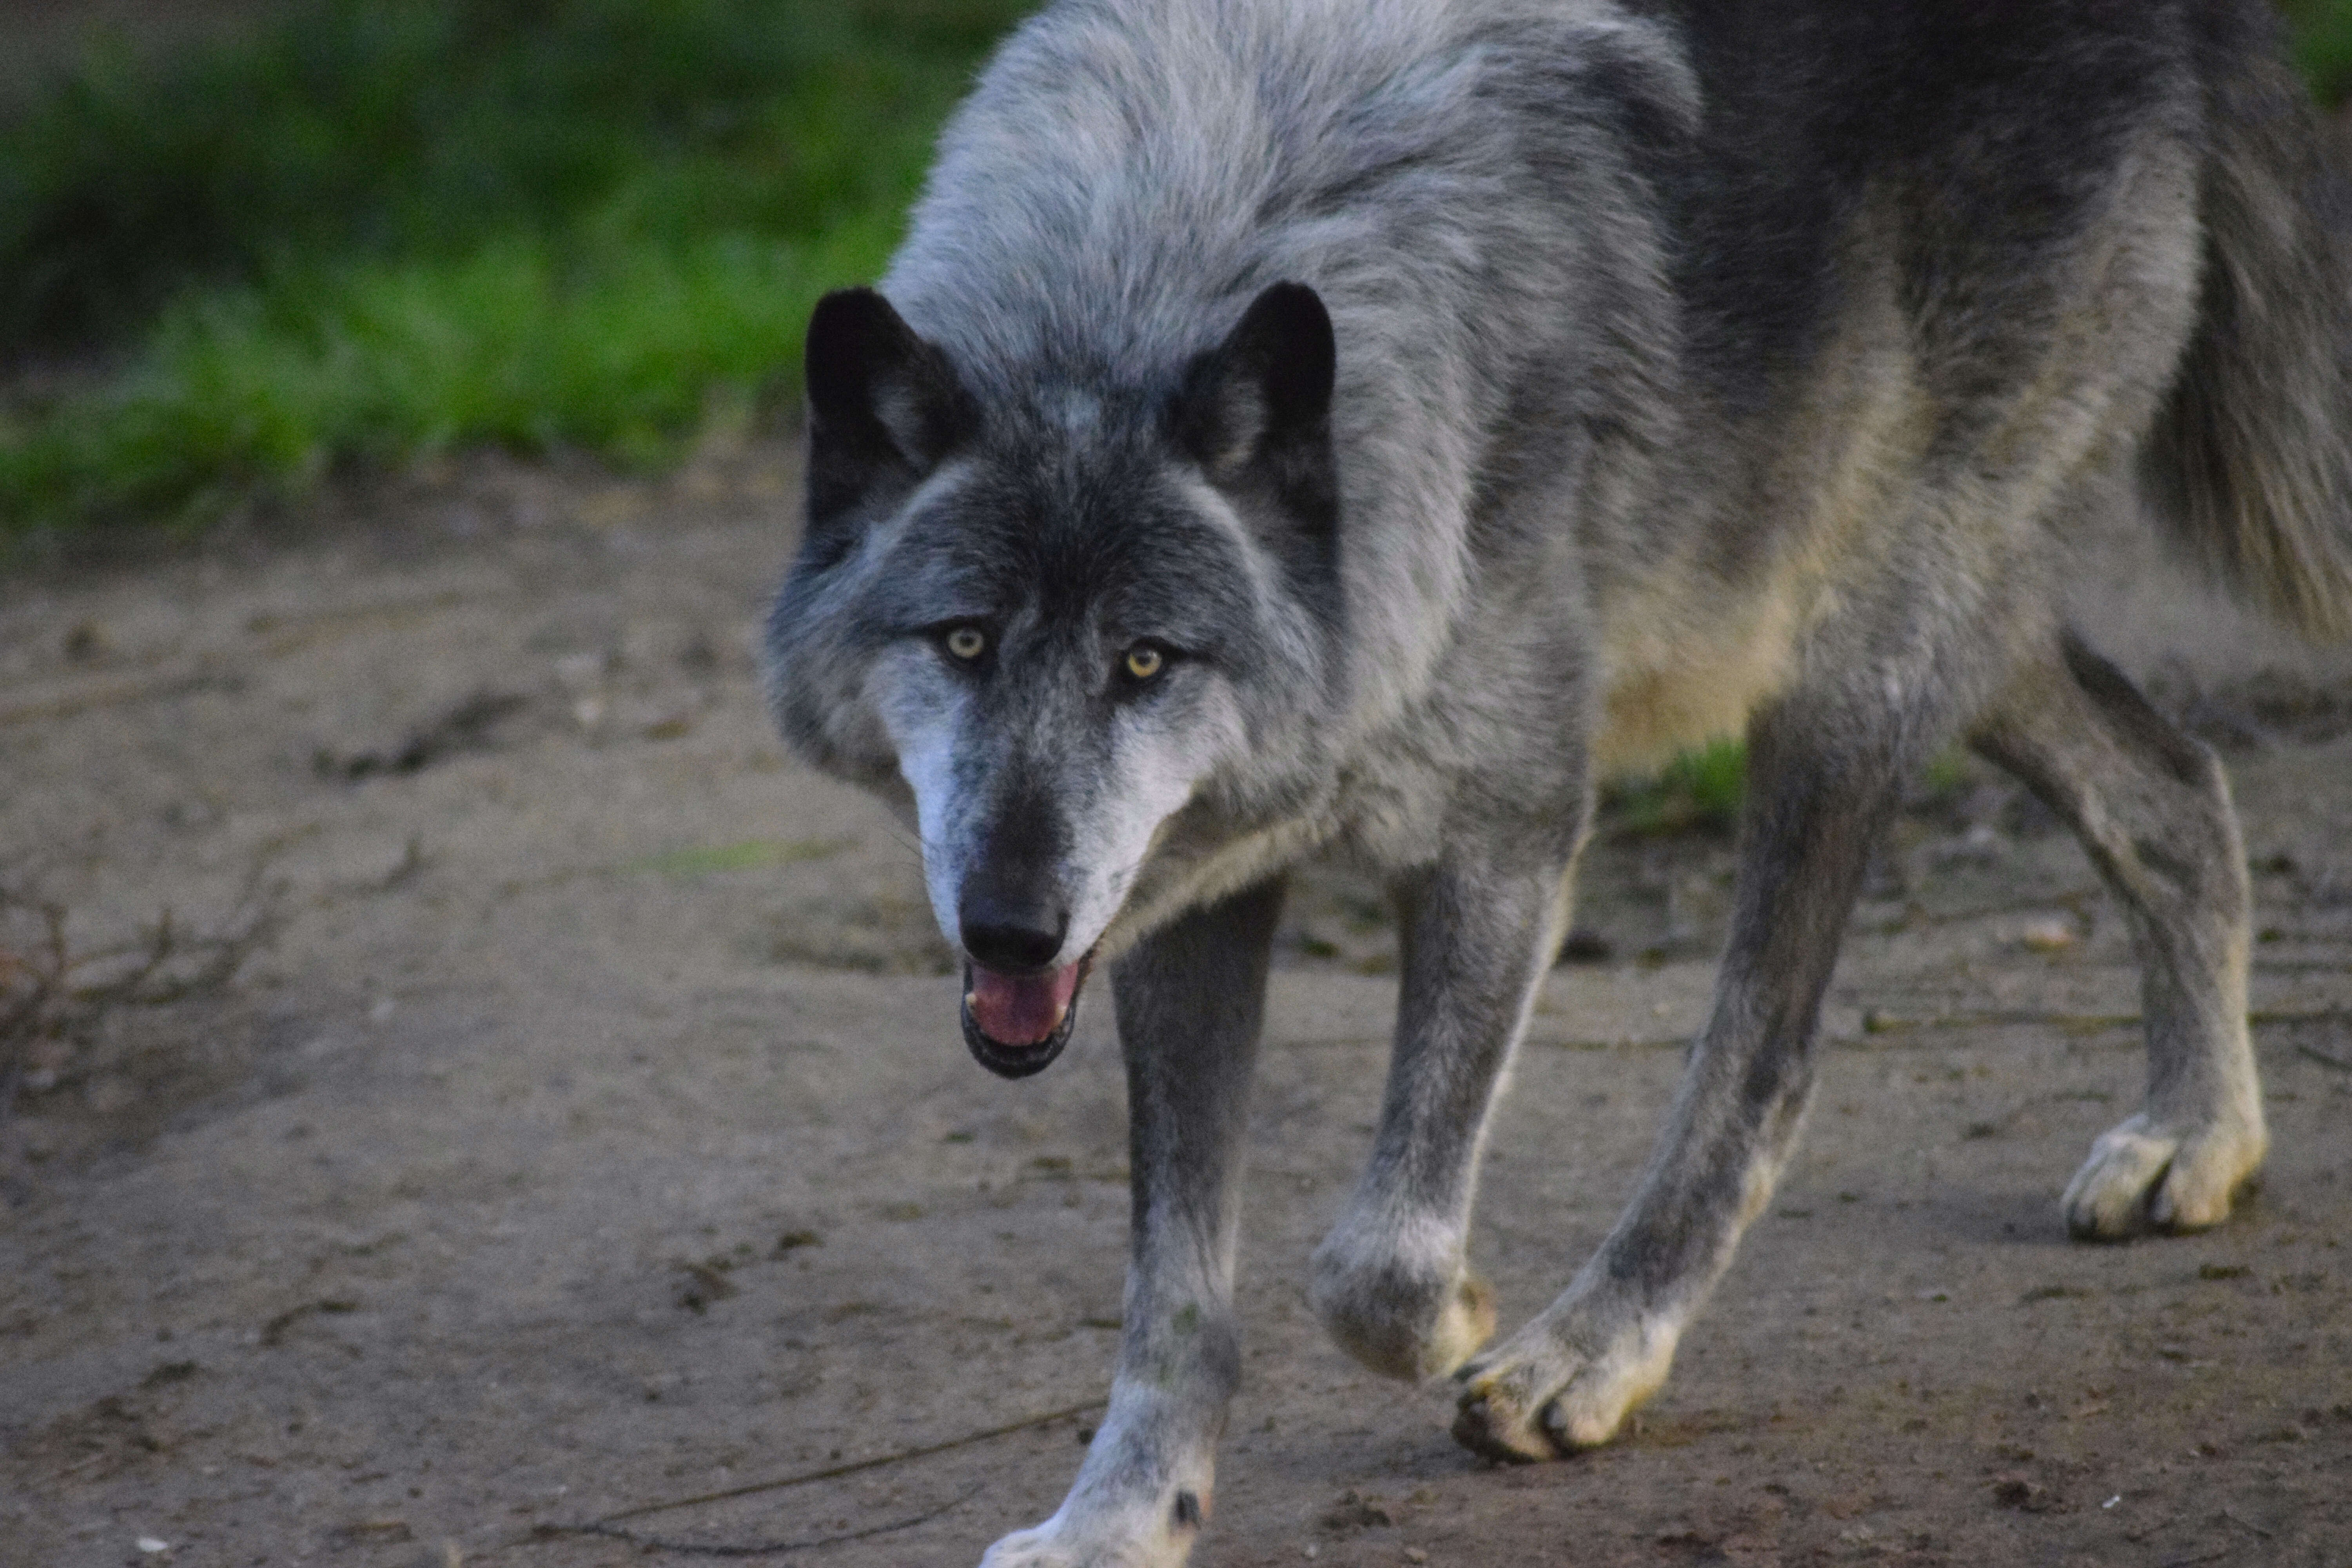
[1450,1398,1544,1465]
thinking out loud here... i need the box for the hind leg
[1970,634,2267,1240]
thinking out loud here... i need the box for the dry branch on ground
[0,861,282,1125]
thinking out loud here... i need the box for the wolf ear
[1176,282,1336,481]
[802,288,972,552]
[1174,281,1339,548]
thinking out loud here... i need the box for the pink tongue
[967,963,1081,1046]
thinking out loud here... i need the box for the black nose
[959,891,1069,974]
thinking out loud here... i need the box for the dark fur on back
[1641,0,2352,633]
[1650,2,2194,396]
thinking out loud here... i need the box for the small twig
[2156,1550,2232,1568]
[1851,1007,2141,1037]
[1835,1004,2346,1040]
[579,1399,1104,1527]
[2123,1510,2182,1544]
[2248,1006,2343,1030]
[3,856,285,1141]
[2251,956,2352,975]
[1532,1033,1687,1052]
[0,668,230,729]
[1862,888,2100,934]
[547,1482,983,1558]
[2295,1042,2352,1073]
[2220,1507,2274,1540]
[1530,1004,2352,1056]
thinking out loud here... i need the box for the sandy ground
[2,451,2350,1568]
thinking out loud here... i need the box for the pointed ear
[1172,282,1339,545]
[1176,283,1336,477]
[802,288,972,552]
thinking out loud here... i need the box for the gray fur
[764,1,2343,1560]
[2148,7,2352,638]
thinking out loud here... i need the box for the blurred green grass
[1601,739,1748,838]
[2284,0,2352,107]
[0,0,1030,538]
[0,0,2346,542]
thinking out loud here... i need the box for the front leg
[1309,836,1583,1382]
[1452,701,1907,1460]
[982,878,1282,1568]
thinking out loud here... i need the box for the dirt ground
[2,448,2350,1568]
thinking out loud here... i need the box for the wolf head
[766,282,1342,1076]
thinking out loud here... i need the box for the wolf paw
[1448,1307,1678,1462]
[2062,1112,2267,1241]
[978,1493,1204,1568]
[1308,1243,1496,1382]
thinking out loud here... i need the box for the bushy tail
[2145,10,2352,641]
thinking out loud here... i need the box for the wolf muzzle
[960,956,1091,1078]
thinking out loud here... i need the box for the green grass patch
[0,0,2346,539]
[1597,739,1991,840]
[0,0,1023,350]
[0,0,1029,538]
[1601,737,1748,838]
[2286,0,2352,108]
[2,227,894,527]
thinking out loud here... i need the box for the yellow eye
[945,627,987,660]
[1123,644,1165,681]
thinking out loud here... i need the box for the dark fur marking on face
[852,441,1281,676]
[1171,1490,1203,1531]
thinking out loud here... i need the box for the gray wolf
[764,1,2352,1561]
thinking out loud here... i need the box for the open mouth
[960,953,1093,1079]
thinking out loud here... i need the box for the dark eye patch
[852,448,1269,666]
